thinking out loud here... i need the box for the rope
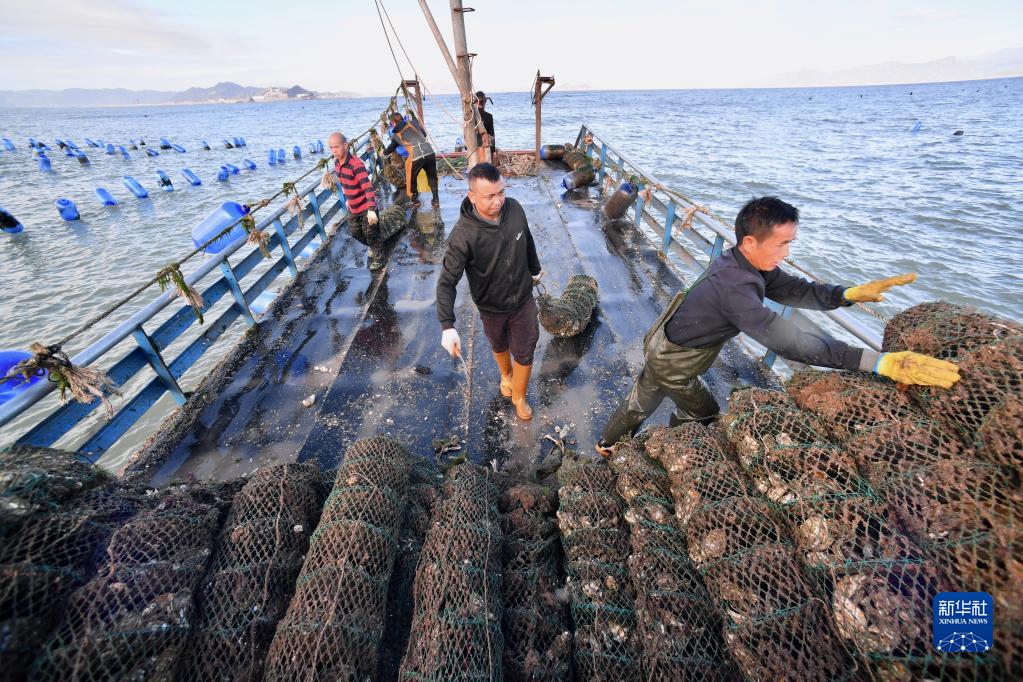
[373,0,408,82]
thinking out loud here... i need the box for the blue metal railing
[0,139,380,460]
[575,125,883,367]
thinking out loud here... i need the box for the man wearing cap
[473,91,496,163]
[595,195,961,454]
[383,112,440,209]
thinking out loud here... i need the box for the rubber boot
[493,351,513,398]
[511,361,533,421]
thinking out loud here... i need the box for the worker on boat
[383,112,440,209]
[473,90,496,164]
[436,162,543,421]
[328,132,383,271]
[596,195,961,454]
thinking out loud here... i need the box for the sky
[1,0,1021,93]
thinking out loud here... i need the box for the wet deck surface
[140,165,776,486]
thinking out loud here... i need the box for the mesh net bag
[33,484,232,681]
[176,463,325,682]
[378,455,439,681]
[883,302,1023,360]
[562,148,593,172]
[608,442,738,681]
[786,369,919,442]
[377,204,408,243]
[1,447,142,681]
[383,154,406,188]
[557,454,641,680]
[264,437,412,681]
[721,389,830,467]
[398,462,503,681]
[497,478,571,682]
[537,275,599,339]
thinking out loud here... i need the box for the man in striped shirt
[328,132,383,271]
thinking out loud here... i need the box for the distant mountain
[0,82,354,107]
[774,47,1023,88]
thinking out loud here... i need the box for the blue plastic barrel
[912,121,923,133]
[55,198,80,221]
[56,139,66,149]
[138,138,146,146]
[242,158,256,170]
[145,148,159,157]
[0,350,46,404]
[106,143,115,154]
[277,148,286,163]
[223,139,234,149]
[128,140,138,150]
[157,170,174,191]
[1,206,25,234]
[38,154,51,171]
[224,163,239,175]
[238,137,247,147]
[160,138,172,149]
[75,151,90,165]
[172,144,186,153]
[96,139,105,148]
[201,140,211,150]
[95,188,118,206]
[84,138,97,147]
[292,146,301,160]
[217,167,229,182]
[119,145,130,159]
[123,175,149,198]
[191,201,249,253]
[182,168,202,186]
[2,138,14,151]
[39,142,50,151]
[232,137,243,148]
[308,142,317,154]
[28,138,38,149]
[268,150,277,166]
[64,147,76,157]
[316,139,324,153]
[66,140,79,150]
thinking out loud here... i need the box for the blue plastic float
[159,138,172,149]
[268,150,277,166]
[172,144,186,153]
[38,154,51,171]
[138,138,146,146]
[238,137,247,147]
[217,167,229,182]
[119,145,130,159]
[232,137,243,148]
[75,151,90,165]
[223,139,234,149]
[182,168,202,186]
[157,170,174,191]
[224,163,239,175]
[123,175,149,198]
[66,140,79,150]
[308,142,317,154]
[56,139,67,149]
[106,143,115,154]
[201,140,211,150]
[95,188,117,206]
[96,140,106,148]
[191,201,248,253]
[84,138,97,147]
[242,158,256,170]
[316,140,324,153]
[28,138,38,149]
[64,147,76,157]
[128,140,138,150]
[277,148,286,164]
[1,206,25,234]
[0,350,46,405]
[2,138,15,151]
[55,198,80,221]
[145,148,159,157]
[293,145,302,159]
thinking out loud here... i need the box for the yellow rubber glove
[875,351,960,388]
[844,273,917,303]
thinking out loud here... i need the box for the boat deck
[131,164,777,485]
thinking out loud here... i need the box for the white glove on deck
[367,210,379,225]
[441,328,462,358]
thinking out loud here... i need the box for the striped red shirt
[334,152,376,214]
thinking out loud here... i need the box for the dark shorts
[480,296,540,365]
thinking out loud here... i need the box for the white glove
[367,210,379,225]
[441,328,462,358]
[532,270,544,285]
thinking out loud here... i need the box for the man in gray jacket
[596,195,960,453]
[436,163,543,421]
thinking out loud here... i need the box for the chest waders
[600,270,724,444]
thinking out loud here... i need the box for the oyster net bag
[176,463,325,682]
[608,441,738,681]
[536,275,599,339]
[32,484,231,681]
[377,455,439,681]
[785,369,920,442]
[383,154,406,188]
[498,478,571,682]
[377,203,408,243]
[398,462,503,681]
[882,301,1023,360]
[649,421,855,681]
[1,447,142,681]
[557,455,641,680]
[263,437,412,681]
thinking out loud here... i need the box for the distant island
[0,82,360,108]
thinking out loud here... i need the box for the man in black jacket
[436,163,543,421]
[473,91,496,163]
[596,195,961,453]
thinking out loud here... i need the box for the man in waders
[473,90,496,164]
[436,163,544,421]
[328,132,383,271]
[383,112,440,209]
[595,195,961,453]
